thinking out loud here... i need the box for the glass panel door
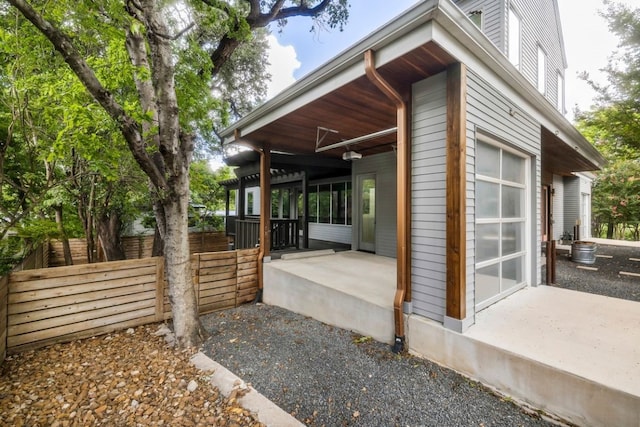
[475,140,529,310]
[359,174,376,252]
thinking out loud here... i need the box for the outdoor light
[342,151,362,161]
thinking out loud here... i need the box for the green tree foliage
[577,1,640,157]
[576,2,640,240]
[591,160,640,240]
[5,0,350,347]
[188,161,234,230]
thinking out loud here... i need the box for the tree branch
[205,0,334,75]
[8,0,168,191]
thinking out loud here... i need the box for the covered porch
[264,250,640,426]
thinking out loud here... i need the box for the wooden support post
[155,257,165,321]
[550,240,556,284]
[302,171,309,249]
[238,177,245,221]
[445,62,467,321]
[257,143,271,292]
[260,144,271,257]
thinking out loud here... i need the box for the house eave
[435,1,605,169]
[221,0,605,170]
[220,0,441,144]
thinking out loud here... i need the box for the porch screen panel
[475,140,528,310]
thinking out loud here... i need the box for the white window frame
[508,7,521,69]
[537,45,547,94]
[475,135,531,311]
[469,10,483,30]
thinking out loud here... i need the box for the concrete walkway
[467,286,640,399]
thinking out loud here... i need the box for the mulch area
[552,243,640,302]
[0,324,263,427]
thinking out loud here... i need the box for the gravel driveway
[552,243,640,302]
[201,305,553,427]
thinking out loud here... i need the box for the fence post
[155,257,165,321]
[193,254,200,313]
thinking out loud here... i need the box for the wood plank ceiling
[236,40,600,177]
[240,42,455,158]
[541,127,600,176]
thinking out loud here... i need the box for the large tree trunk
[162,172,201,347]
[607,222,614,239]
[97,212,126,261]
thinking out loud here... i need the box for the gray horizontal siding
[467,68,541,310]
[563,176,580,237]
[510,0,565,108]
[411,71,448,323]
[456,0,567,109]
[453,0,506,53]
[552,174,565,239]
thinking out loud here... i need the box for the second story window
[557,72,564,113]
[508,7,521,69]
[537,46,546,94]
[469,10,483,29]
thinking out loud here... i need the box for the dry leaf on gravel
[0,323,264,427]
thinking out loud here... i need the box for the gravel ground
[552,244,640,302]
[0,324,263,427]
[201,305,554,427]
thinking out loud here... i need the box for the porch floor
[263,250,640,426]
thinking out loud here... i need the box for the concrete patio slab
[409,285,640,427]
[263,251,396,344]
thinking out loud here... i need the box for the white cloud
[265,35,301,99]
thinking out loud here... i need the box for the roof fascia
[552,0,568,69]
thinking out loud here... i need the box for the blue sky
[272,1,419,79]
[264,0,632,119]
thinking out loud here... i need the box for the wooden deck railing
[271,219,299,250]
[235,218,299,251]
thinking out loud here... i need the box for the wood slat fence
[4,248,258,356]
[48,231,231,267]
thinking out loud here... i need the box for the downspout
[364,49,409,353]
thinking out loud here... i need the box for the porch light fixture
[342,150,362,161]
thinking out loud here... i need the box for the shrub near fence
[5,248,258,355]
